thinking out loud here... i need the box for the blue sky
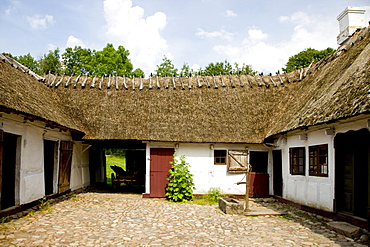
[1,0,369,76]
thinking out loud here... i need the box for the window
[309,144,328,177]
[289,147,305,175]
[214,150,227,165]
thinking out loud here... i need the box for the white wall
[279,116,370,212]
[145,142,270,195]
[1,113,90,206]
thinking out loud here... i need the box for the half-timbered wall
[0,113,89,208]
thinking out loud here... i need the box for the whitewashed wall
[145,142,270,195]
[1,113,89,206]
[278,116,369,212]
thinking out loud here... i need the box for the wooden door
[58,141,73,193]
[149,148,174,197]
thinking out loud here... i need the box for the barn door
[58,141,74,193]
[149,148,174,197]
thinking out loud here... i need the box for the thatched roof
[266,26,370,138]
[0,55,82,133]
[46,70,305,143]
[1,27,369,143]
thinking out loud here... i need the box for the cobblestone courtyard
[0,192,367,246]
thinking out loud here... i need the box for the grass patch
[106,155,126,185]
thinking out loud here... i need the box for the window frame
[289,147,306,175]
[309,144,328,177]
[214,150,227,165]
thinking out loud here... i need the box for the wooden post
[245,171,250,211]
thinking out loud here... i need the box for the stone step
[328,221,363,239]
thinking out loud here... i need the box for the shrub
[166,155,195,202]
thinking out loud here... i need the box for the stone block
[328,221,363,239]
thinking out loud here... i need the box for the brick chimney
[337,7,366,45]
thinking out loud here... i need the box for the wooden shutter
[58,141,73,193]
[227,150,250,173]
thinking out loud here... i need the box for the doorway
[149,148,174,197]
[44,140,58,195]
[335,128,370,220]
[248,151,269,197]
[0,131,20,209]
[273,150,283,197]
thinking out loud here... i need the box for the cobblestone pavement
[0,192,367,246]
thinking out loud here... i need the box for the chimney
[337,7,366,45]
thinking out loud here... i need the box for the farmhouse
[0,7,369,227]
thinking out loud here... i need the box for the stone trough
[218,197,284,216]
[218,197,244,214]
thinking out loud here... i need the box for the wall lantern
[175,143,179,149]
[210,144,214,150]
[325,128,335,135]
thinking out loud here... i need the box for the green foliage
[166,155,195,202]
[62,46,93,75]
[202,60,233,75]
[282,47,335,73]
[106,155,126,184]
[131,68,145,78]
[38,49,62,75]
[180,63,191,77]
[155,56,178,77]
[206,187,221,202]
[15,53,38,72]
[12,43,143,77]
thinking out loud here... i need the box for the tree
[234,63,256,76]
[90,44,133,77]
[201,60,233,76]
[155,56,178,77]
[180,63,191,77]
[62,46,93,75]
[15,53,38,72]
[131,68,145,78]
[38,49,62,75]
[282,47,335,73]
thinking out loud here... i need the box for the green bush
[206,187,221,203]
[166,155,195,202]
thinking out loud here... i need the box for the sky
[1,0,370,76]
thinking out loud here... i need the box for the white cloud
[195,28,234,41]
[212,11,338,73]
[248,29,268,41]
[103,0,168,75]
[225,10,237,17]
[66,35,86,48]
[27,14,55,30]
[47,43,57,51]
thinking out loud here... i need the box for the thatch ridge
[44,70,305,91]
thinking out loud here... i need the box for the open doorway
[44,140,58,195]
[106,148,146,193]
[1,131,21,210]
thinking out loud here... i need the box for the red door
[150,148,174,197]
